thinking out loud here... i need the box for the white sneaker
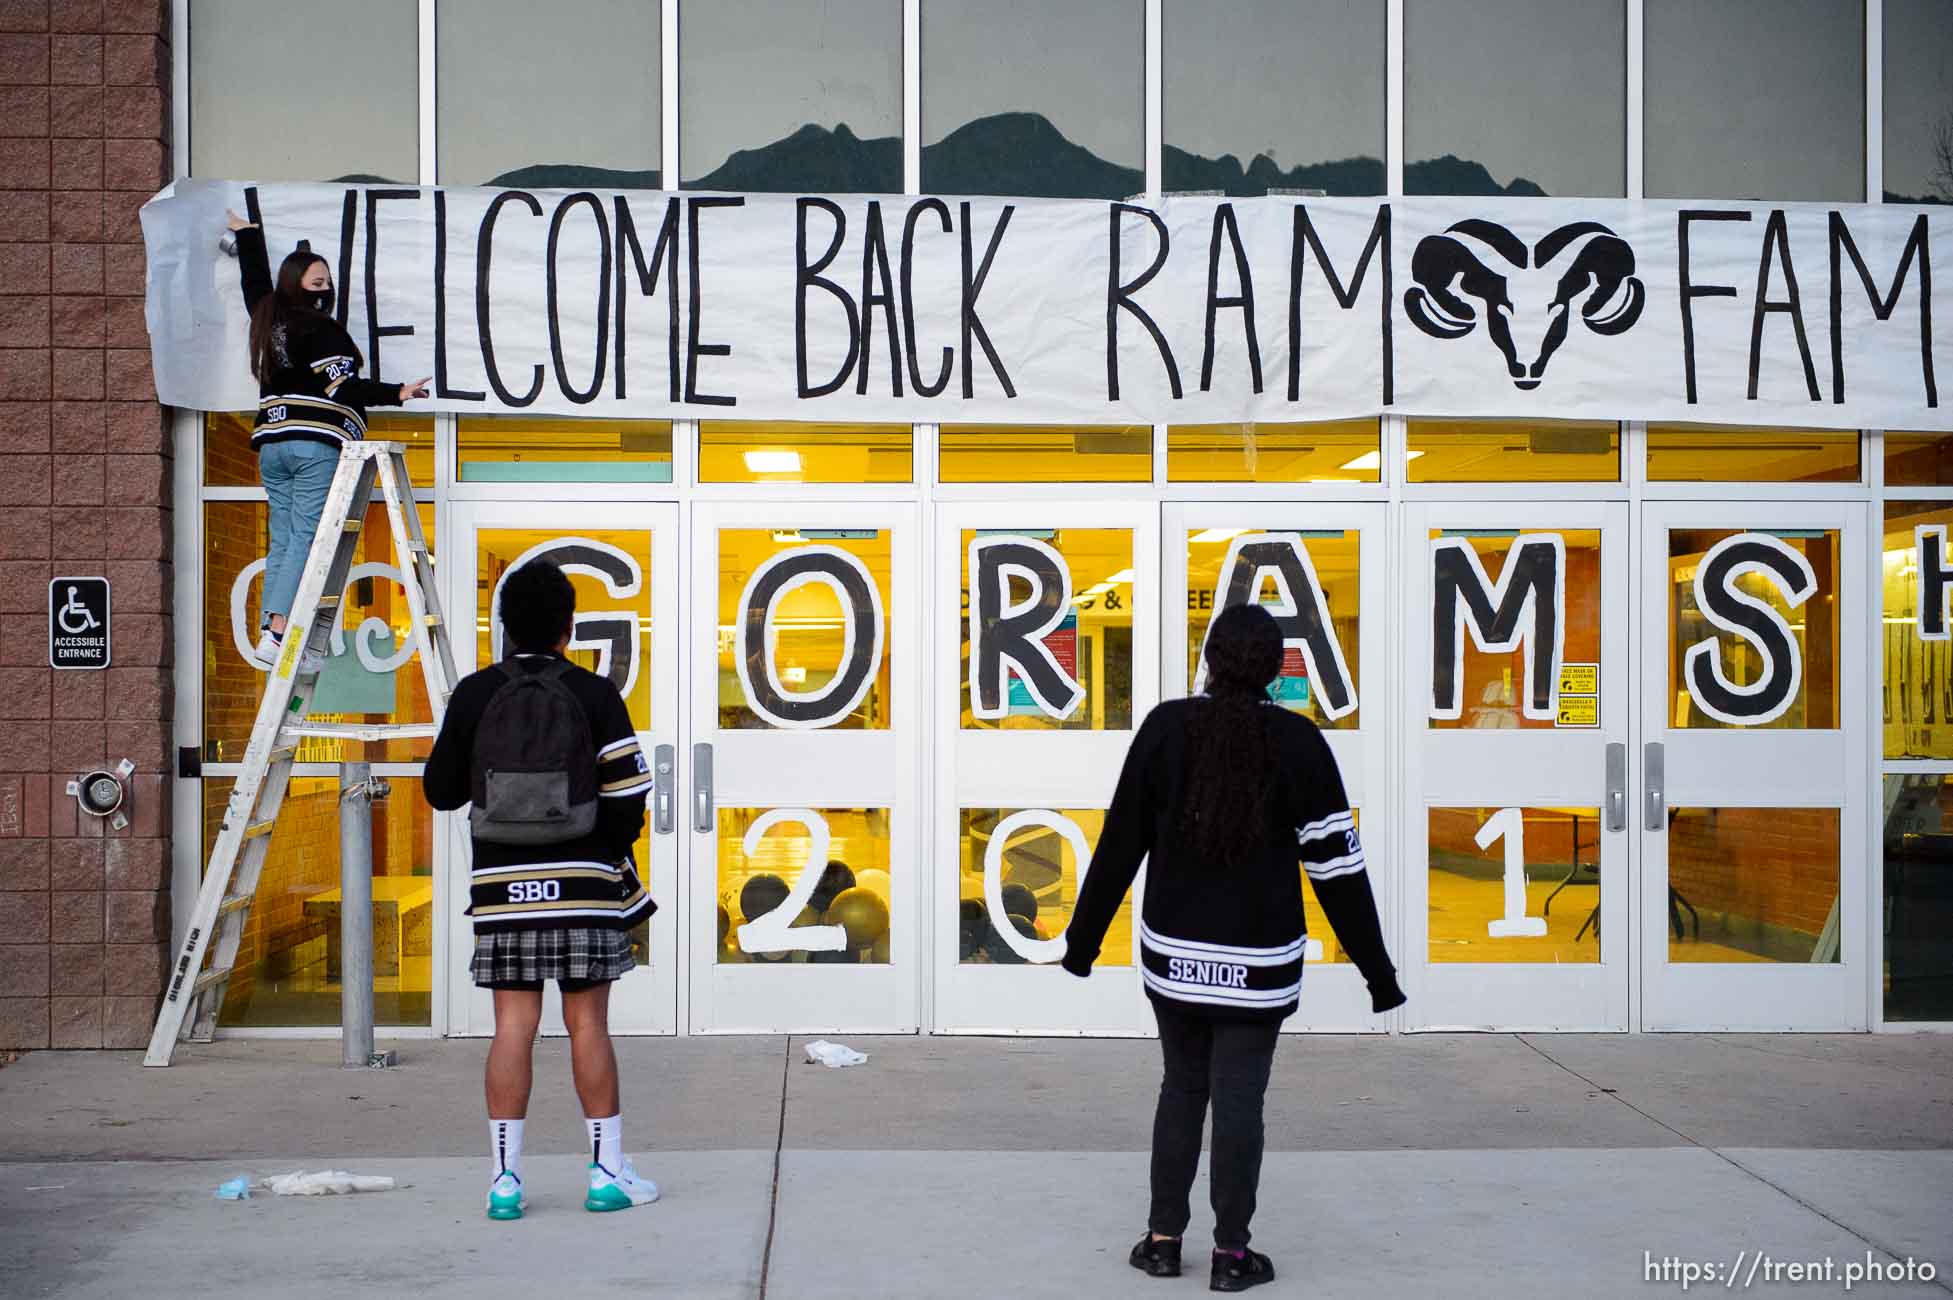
[486,1170,526,1220]
[250,629,281,670]
[585,1157,659,1211]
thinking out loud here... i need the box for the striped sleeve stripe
[1306,855,1368,882]
[598,737,642,758]
[601,776,654,798]
[1296,811,1355,845]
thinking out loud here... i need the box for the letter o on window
[736,545,886,730]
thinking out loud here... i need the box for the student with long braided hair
[1063,603,1404,1291]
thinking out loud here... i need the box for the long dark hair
[247,249,343,382]
[1178,603,1284,866]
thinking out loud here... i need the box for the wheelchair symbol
[57,586,101,635]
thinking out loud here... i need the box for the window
[1645,0,1864,202]
[1405,0,1624,197]
[939,425,1152,483]
[922,0,1143,199]
[1646,426,1860,484]
[1163,0,1383,197]
[1407,420,1620,483]
[190,0,418,182]
[699,422,912,483]
[1883,0,1953,205]
[681,0,901,192]
[1167,421,1381,484]
[437,0,660,187]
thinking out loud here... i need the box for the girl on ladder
[225,207,428,669]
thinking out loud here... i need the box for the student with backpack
[423,560,659,1221]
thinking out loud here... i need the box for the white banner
[141,177,1950,430]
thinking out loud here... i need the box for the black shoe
[1211,1247,1275,1292]
[1129,1234,1182,1278]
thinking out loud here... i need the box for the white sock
[490,1118,524,1183]
[587,1114,622,1174]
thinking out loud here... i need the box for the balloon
[958,898,989,959]
[739,874,790,925]
[1000,882,1038,922]
[824,886,890,948]
[809,860,856,914]
[853,867,891,901]
[984,911,1037,964]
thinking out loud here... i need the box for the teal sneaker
[486,1170,525,1221]
[585,1157,659,1212]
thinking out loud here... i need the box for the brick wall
[0,0,173,1050]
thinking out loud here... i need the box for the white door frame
[443,499,683,1037]
[1638,501,1868,1031]
[687,501,922,1033]
[932,501,1160,1034]
[1401,501,1633,1031]
[1162,502,1395,1031]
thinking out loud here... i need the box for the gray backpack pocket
[472,770,596,844]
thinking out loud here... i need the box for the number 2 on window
[734,808,849,954]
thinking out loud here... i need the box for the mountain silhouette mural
[355,113,1548,199]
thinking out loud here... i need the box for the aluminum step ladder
[145,442,456,1066]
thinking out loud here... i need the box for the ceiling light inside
[744,450,802,473]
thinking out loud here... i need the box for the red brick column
[0,0,173,1050]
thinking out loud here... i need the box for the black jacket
[234,225,401,453]
[1063,696,1404,1023]
[423,653,655,934]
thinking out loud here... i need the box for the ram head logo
[1404,220,1645,390]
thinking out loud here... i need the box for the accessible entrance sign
[49,577,110,669]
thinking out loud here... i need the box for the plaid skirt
[470,926,636,987]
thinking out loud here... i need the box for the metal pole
[339,763,376,1068]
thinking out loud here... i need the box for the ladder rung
[342,519,363,533]
[280,721,437,741]
[268,744,298,763]
[315,595,340,610]
[243,818,276,839]
[216,893,252,917]
[192,968,231,996]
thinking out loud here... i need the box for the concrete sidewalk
[1,1034,1949,1298]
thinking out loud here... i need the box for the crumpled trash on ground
[260,1170,397,1196]
[804,1039,868,1068]
[213,1176,251,1200]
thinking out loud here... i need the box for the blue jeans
[258,438,341,627]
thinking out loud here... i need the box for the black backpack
[469,659,598,844]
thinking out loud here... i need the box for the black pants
[1149,999,1281,1249]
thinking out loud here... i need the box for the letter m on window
[1430,534,1566,721]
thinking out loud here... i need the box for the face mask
[306,286,335,315]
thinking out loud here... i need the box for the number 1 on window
[1476,807,1546,938]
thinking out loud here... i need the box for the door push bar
[1604,742,1627,832]
[652,743,676,835]
[1643,742,1665,832]
[692,742,715,833]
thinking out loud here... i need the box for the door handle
[1604,742,1626,831]
[652,743,675,835]
[692,742,714,833]
[1643,741,1665,832]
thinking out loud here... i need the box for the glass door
[1402,502,1630,1030]
[445,501,681,1036]
[933,502,1159,1033]
[1639,502,1866,1030]
[688,503,919,1032]
[1163,504,1392,1031]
